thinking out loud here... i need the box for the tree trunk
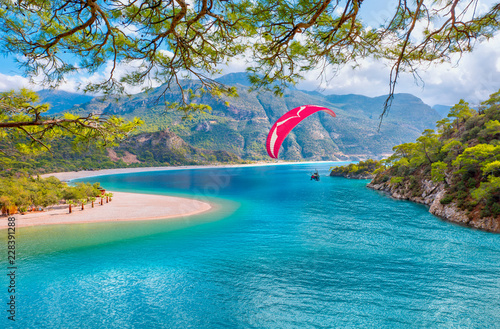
[422,144,433,164]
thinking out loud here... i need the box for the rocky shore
[367,179,500,233]
[329,172,374,179]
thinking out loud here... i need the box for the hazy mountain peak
[215,72,253,86]
[37,89,95,115]
[55,75,443,160]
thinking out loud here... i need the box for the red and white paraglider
[266,105,336,159]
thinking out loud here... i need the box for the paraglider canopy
[266,105,336,159]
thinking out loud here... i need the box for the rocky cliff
[367,179,500,233]
[363,90,500,234]
[330,172,374,179]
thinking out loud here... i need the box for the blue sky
[0,56,17,75]
[0,1,499,107]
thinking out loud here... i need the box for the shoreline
[21,161,343,230]
[41,161,345,181]
[0,191,212,230]
[367,180,500,233]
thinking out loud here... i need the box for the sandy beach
[15,161,338,230]
[0,191,211,229]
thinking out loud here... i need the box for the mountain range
[39,72,447,161]
[37,90,94,115]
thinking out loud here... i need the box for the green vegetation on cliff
[329,159,380,178]
[372,89,500,220]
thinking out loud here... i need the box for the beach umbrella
[266,105,336,159]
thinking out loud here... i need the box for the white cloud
[0,73,37,91]
[159,49,174,58]
[2,9,499,109]
[0,59,164,95]
[294,35,500,106]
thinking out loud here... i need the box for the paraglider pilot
[311,170,320,181]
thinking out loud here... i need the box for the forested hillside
[37,90,94,115]
[60,73,441,161]
[0,129,244,175]
[368,90,500,232]
[13,72,446,175]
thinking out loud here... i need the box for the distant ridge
[37,90,94,115]
[215,72,253,86]
[432,104,452,118]
[61,72,442,161]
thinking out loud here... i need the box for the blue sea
[2,163,500,328]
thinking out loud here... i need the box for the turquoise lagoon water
[2,162,500,328]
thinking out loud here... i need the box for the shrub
[466,202,476,211]
[440,193,454,204]
[408,175,418,190]
[456,181,467,192]
[396,166,410,176]
[412,189,423,197]
[465,115,483,131]
[390,177,404,185]
[467,177,477,188]
[457,198,466,209]
[456,190,468,201]
[481,206,492,218]
[492,203,500,215]
[464,126,482,141]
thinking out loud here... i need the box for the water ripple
[5,163,500,328]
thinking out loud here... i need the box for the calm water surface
[2,163,500,328]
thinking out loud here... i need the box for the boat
[310,170,320,181]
